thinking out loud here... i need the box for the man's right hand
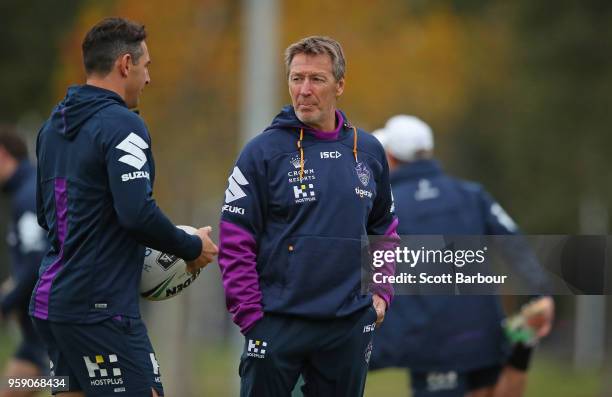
[186,226,219,274]
[523,296,554,338]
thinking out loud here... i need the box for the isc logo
[363,323,376,333]
[320,151,341,159]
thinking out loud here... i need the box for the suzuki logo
[225,167,249,203]
[116,132,149,170]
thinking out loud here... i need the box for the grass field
[363,361,602,397]
[194,345,603,397]
[0,328,602,396]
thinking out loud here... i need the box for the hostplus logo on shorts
[293,184,316,203]
[83,354,125,392]
[247,339,268,359]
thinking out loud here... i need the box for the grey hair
[284,36,346,81]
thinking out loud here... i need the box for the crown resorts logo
[288,155,315,183]
[290,155,307,169]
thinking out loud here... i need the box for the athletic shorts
[32,316,163,396]
[411,365,502,397]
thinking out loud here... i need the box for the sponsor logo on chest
[320,150,342,159]
[355,186,373,199]
[288,155,316,183]
[293,183,317,203]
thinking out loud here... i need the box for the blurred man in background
[218,36,397,397]
[369,115,554,397]
[30,17,217,397]
[0,127,48,397]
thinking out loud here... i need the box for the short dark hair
[0,125,28,161]
[82,17,147,76]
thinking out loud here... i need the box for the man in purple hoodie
[219,36,398,397]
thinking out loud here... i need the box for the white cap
[376,115,434,162]
[371,128,388,148]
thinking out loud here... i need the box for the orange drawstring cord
[352,126,358,163]
[298,128,305,180]
[296,125,358,180]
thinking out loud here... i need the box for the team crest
[355,162,371,186]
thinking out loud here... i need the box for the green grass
[364,356,602,397]
[523,357,602,397]
[0,326,18,364]
[193,346,602,397]
[194,346,602,397]
[193,344,240,396]
[0,332,601,397]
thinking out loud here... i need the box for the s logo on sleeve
[225,167,249,203]
[116,133,151,182]
[116,132,149,170]
[491,203,518,232]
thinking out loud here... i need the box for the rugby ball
[140,225,202,301]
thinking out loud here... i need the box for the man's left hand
[372,294,387,326]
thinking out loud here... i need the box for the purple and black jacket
[219,106,398,334]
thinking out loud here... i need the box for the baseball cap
[374,115,434,162]
[371,128,388,148]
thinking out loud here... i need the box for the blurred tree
[0,0,84,123]
[456,0,612,232]
[10,0,611,234]
[282,0,472,138]
[0,0,84,291]
[53,0,242,222]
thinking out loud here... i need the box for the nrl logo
[355,162,371,186]
[157,253,179,270]
[290,155,307,169]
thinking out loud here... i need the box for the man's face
[124,41,151,109]
[288,53,344,130]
